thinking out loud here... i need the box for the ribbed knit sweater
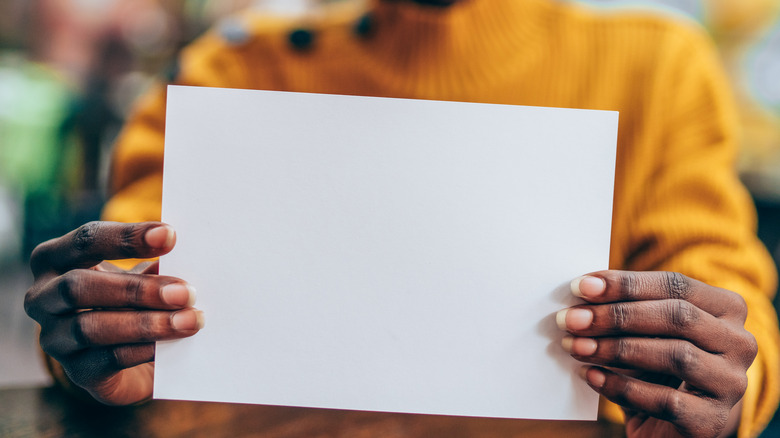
[96,0,779,435]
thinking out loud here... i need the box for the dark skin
[559,273,754,437]
[25,222,203,405]
[25,224,757,437]
[24,0,758,436]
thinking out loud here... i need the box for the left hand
[557,270,757,438]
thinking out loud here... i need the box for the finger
[557,300,739,353]
[30,222,176,277]
[109,344,156,370]
[581,366,730,437]
[563,336,747,402]
[64,344,156,386]
[30,270,195,317]
[570,271,747,321]
[40,309,204,357]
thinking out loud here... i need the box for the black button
[289,29,315,50]
[353,14,373,37]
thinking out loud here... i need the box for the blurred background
[0,0,779,433]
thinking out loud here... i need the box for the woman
[25,0,780,436]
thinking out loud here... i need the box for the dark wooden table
[0,386,626,438]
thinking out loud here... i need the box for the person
[23,0,780,436]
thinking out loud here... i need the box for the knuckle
[745,332,759,358]
[613,338,633,363]
[111,344,154,369]
[668,300,699,331]
[719,371,750,402]
[136,313,158,342]
[668,342,697,375]
[23,287,41,319]
[105,347,123,371]
[613,377,656,416]
[58,270,84,309]
[37,328,57,356]
[663,272,691,300]
[734,373,749,400]
[119,224,144,258]
[124,275,145,306]
[659,390,683,422]
[109,346,129,369]
[731,293,749,321]
[72,312,97,347]
[29,241,53,275]
[609,303,631,331]
[734,331,759,367]
[619,271,639,299]
[74,222,103,252]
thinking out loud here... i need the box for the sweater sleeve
[604,21,779,438]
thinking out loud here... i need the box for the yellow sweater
[101,0,779,435]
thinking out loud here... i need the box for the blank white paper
[155,85,618,421]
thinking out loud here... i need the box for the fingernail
[571,276,606,298]
[561,336,574,352]
[556,309,569,330]
[172,310,205,331]
[580,366,606,388]
[574,337,598,356]
[161,283,197,307]
[563,336,597,355]
[556,308,593,331]
[145,225,176,249]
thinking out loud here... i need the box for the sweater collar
[362,0,557,98]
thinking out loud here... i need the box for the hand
[24,221,203,405]
[557,270,757,438]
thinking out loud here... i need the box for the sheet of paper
[155,85,618,421]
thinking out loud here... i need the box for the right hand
[24,221,203,405]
